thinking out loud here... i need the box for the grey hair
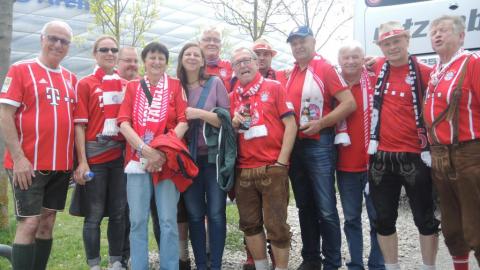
[199,25,223,41]
[430,15,465,34]
[338,40,365,59]
[119,47,138,58]
[40,20,73,39]
[230,47,258,63]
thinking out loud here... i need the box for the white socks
[178,240,189,261]
[254,259,269,270]
[385,263,401,270]
[421,264,436,270]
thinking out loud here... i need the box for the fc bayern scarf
[94,67,124,136]
[124,74,171,173]
[368,56,431,166]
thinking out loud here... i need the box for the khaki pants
[431,140,480,265]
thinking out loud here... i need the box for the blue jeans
[127,174,180,270]
[184,156,226,270]
[337,171,385,270]
[289,133,342,270]
[83,158,126,267]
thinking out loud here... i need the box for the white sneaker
[109,261,126,270]
[90,266,101,270]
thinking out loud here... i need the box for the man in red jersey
[336,41,385,270]
[230,47,297,270]
[117,47,139,82]
[252,38,289,87]
[199,26,233,91]
[0,20,76,270]
[424,15,480,270]
[367,21,439,270]
[285,25,356,270]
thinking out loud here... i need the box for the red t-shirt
[117,77,188,168]
[337,74,375,172]
[374,58,431,153]
[230,78,293,168]
[74,74,123,164]
[0,58,77,170]
[286,55,348,140]
[206,59,233,92]
[424,52,480,144]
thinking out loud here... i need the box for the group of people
[0,13,479,270]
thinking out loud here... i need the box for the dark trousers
[431,141,480,265]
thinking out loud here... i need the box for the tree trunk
[0,0,14,230]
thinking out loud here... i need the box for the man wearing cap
[230,47,297,270]
[336,41,385,270]
[286,25,356,270]
[199,26,233,91]
[252,38,289,87]
[425,15,480,269]
[367,21,439,270]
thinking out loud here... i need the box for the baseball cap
[286,26,314,43]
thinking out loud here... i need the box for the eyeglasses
[97,47,119,53]
[45,35,71,46]
[233,58,254,68]
[201,37,221,44]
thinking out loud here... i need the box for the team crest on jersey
[220,68,227,78]
[1,77,12,93]
[260,91,269,102]
[444,71,455,81]
[46,87,61,105]
[405,75,414,85]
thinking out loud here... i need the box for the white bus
[353,0,480,65]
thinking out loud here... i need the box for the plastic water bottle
[84,171,95,182]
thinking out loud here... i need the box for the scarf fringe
[421,151,432,167]
[367,140,378,155]
[334,132,351,146]
[102,118,119,136]
[124,160,146,174]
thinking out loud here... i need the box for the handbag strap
[140,79,153,106]
[195,76,214,109]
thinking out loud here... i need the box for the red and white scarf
[94,67,124,136]
[124,74,171,173]
[232,73,267,140]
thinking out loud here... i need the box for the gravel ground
[149,195,479,270]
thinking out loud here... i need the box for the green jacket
[203,107,237,191]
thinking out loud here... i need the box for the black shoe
[297,260,322,270]
[179,259,191,270]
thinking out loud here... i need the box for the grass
[0,185,245,269]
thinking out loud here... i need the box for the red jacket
[150,131,199,192]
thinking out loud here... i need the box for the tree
[200,0,286,41]
[89,0,161,46]
[279,0,353,50]
[0,0,15,230]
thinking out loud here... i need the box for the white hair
[40,20,73,39]
[230,47,258,63]
[338,40,365,58]
[199,25,223,40]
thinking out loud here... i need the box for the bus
[353,0,480,65]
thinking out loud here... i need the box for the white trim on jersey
[61,71,73,169]
[46,69,58,171]
[467,90,475,140]
[35,58,62,73]
[0,98,21,107]
[27,64,40,170]
[74,118,88,123]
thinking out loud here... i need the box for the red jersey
[117,77,188,168]
[337,74,375,172]
[374,58,431,153]
[286,55,347,140]
[230,78,293,168]
[424,52,480,144]
[74,74,123,164]
[0,59,77,170]
[206,59,233,91]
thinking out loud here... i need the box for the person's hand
[185,107,204,120]
[232,112,244,129]
[74,162,91,185]
[12,155,35,190]
[300,119,323,136]
[364,56,377,71]
[144,148,166,173]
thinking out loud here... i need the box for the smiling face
[94,38,118,73]
[338,47,364,77]
[118,48,139,80]
[232,50,258,86]
[181,45,204,73]
[199,30,221,60]
[40,24,71,68]
[378,35,410,66]
[144,51,167,77]
[430,19,464,60]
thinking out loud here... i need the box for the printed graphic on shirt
[1,77,12,93]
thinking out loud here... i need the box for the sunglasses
[97,47,119,53]
[45,35,71,46]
